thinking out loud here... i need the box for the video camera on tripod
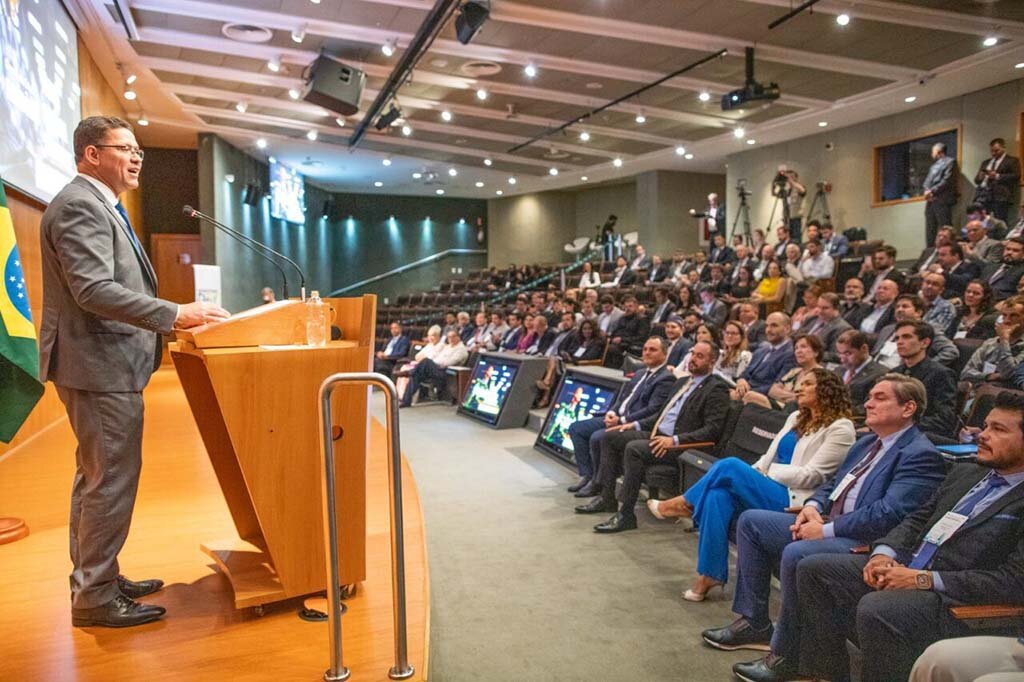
[735,178,751,198]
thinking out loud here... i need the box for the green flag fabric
[0,180,44,443]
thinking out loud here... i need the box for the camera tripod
[729,188,753,247]
[766,180,792,236]
[807,182,832,223]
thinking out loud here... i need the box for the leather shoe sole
[703,635,771,652]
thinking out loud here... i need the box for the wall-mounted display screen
[269,160,306,224]
[459,357,520,425]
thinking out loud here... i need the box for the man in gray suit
[923,142,959,247]
[39,117,229,627]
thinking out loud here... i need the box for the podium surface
[170,296,375,609]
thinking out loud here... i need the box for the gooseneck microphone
[182,205,307,300]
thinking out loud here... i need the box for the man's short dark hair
[938,242,964,259]
[819,292,840,308]
[74,116,133,163]
[993,390,1024,434]
[600,295,615,306]
[1008,237,1024,249]
[622,295,638,305]
[837,329,869,350]
[991,137,1006,147]
[880,245,898,260]
[694,339,720,360]
[822,221,834,231]
[897,294,925,313]
[966,203,986,215]
[807,238,822,248]
[806,219,822,229]
[646,336,670,353]
[894,319,934,343]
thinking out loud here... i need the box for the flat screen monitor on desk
[458,356,520,425]
[535,369,624,463]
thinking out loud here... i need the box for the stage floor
[0,368,429,681]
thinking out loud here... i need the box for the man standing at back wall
[39,116,230,628]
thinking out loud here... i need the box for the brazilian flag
[0,179,43,443]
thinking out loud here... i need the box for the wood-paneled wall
[1,36,145,456]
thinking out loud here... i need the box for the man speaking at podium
[38,116,230,628]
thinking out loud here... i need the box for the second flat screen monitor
[537,371,621,459]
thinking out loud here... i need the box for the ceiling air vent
[459,60,502,77]
[222,23,274,44]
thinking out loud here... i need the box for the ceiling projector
[721,48,780,111]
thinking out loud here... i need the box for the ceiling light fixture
[904,95,917,103]
[125,73,137,85]
[734,127,746,139]
[549,168,558,176]
[818,121,829,127]
[495,190,503,196]
[256,138,267,149]
[123,87,137,101]
[581,176,588,182]
[836,13,850,26]
[382,39,397,57]
[1016,62,1024,69]
[524,63,537,78]
[475,181,484,188]
[288,88,300,100]
[412,172,423,179]
[684,153,694,160]
[448,168,458,177]
[983,36,999,47]
[579,131,591,142]
[476,88,488,100]
[747,139,756,145]
[508,176,517,185]
[382,158,392,166]
[436,189,445,195]
[306,130,318,141]
[401,124,413,136]
[441,110,453,122]
[675,145,686,156]
[374,181,383,187]
[698,91,711,102]
[136,114,149,127]
[335,117,345,127]
[291,25,307,43]
[267,55,282,72]
[236,101,248,113]
[483,158,493,166]
[612,158,623,168]
[634,112,646,124]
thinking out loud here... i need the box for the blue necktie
[114,202,147,263]
[908,473,1009,569]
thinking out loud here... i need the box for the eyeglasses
[93,144,145,160]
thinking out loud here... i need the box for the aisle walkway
[376,398,758,681]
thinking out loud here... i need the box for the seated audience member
[400,329,469,406]
[960,295,1024,386]
[988,237,1024,301]
[663,315,693,369]
[534,313,586,407]
[862,245,906,303]
[515,313,538,353]
[839,277,868,327]
[692,250,711,282]
[910,637,1024,682]
[579,298,598,323]
[727,265,756,301]
[873,294,959,369]
[698,285,729,328]
[967,202,1009,239]
[803,220,820,242]
[946,279,998,340]
[733,312,798,397]
[579,341,731,532]
[912,226,957,275]
[394,325,444,401]
[596,295,624,336]
[858,278,899,335]
[750,261,787,306]
[716,320,753,382]
[934,242,981,300]
[732,245,758,280]
[646,255,670,284]
[774,225,796,259]
[647,369,855,601]
[499,312,525,351]
[441,310,458,337]
[484,265,506,290]
[602,256,637,288]
[522,314,556,355]
[715,375,945,681]
[561,318,605,365]
[792,391,1024,682]
[800,293,852,358]
[782,243,805,284]
[649,286,676,325]
[567,338,674,495]
[577,260,601,289]
[681,310,703,344]
[754,244,777,281]
[790,285,820,332]
[456,311,474,345]
[962,220,1004,265]
[752,228,767,255]
[742,334,823,412]
[738,302,767,349]
[835,330,888,418]
[465,311,489,352]
[820,222,849,258]
[374,322,411,377]
[707,264,731,297]
[799,239,835,281]
[891,320,957,438]
[605,296,651,367]
[919,271,956,331]
[670,253,692,281]
[629,244,652,272]
[674,323,722,377]
[676,284,697,316]
[710,233,737,266]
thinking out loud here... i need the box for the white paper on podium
[193,264,222,306]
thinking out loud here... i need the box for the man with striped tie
[791,390,1024,682]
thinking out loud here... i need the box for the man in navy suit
[794,390,1024,682]
[374,322,411,377]
[704,375,945,682]
[820,222,849,258]
[567,337,674,495]
[733,312,797,397]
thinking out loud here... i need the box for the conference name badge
[923,512,969,546]
[828,473,859,501]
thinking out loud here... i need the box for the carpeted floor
[374,397,771,681]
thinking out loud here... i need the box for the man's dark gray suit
[39,176,177,610]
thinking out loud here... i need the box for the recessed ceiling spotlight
[382,158,392,166]
[448,168,458,177]
[441,110,453,122]
[983,36,999,47]
[612,158,623,168]
[256,138,267,149]
[401,124,413,136]
[524,63,537,78]
[475,181,484,188]
[495,189,503,195]
[236,101,248,113]
[412,172,422,179]
[288,88,300,100]
[382,39,397,57]
[581,176,589,181]
[904,95,917,103]
[483,158,493,166]
[734,127,746,139]
[306,130,318,141]
[374,181,383,187]
[125,73,137,85]
[698,91,711,102]
[309,0,320,4]
[267,55,282,72]
[335,117,345,127]
[291,25,307,43]
[123,87,137,101]
[836,13,850,26]
[549,168,559,176]
[1016,62,1024,69]
[747,139,756,145]
[136,115,149,127]
[684,153,694,160]
[476,88,488,100]
[675,145,686,156]
[508,176,517,185]
[225,174,235,183]
[818,121,829,127]
[635,112,647,124]
[579,131,591,142]
[585,81,603,90]
[436,189,445,195]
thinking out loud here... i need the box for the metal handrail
[318,373,415,681]
[328,248,486,296]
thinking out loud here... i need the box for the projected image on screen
[460,359,518,424]
[269,161,306,224]
[0,0,81,201]
[539,376,618,454]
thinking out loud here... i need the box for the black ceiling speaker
[302,54,366,117]
[455,0,490,45]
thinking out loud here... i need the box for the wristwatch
[915,571,934,590]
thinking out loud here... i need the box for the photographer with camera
[771,166,807,242]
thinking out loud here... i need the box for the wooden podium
[170,295,375,610]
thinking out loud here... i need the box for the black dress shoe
[118,575,164,599]
[733,655,803,682]
[593,513,637,533]
[702,617,773,651]
[567,477,590,493]
[574,497,617,514]
[72,594,166,628]
[574,481,603,498]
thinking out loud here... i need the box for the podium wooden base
[200,539,287,609]
[0,517,29,545]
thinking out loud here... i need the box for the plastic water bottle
[306,290,327,347]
